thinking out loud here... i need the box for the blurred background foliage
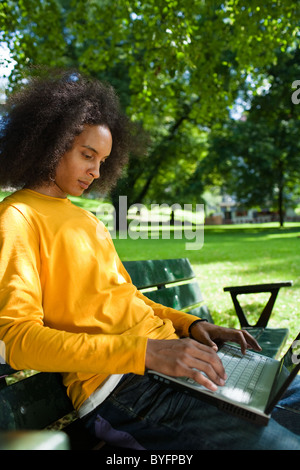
[1,0,300,222]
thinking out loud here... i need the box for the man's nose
[89,164,100,179]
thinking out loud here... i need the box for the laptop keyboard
[186,344,270,398]
[217,344,269,395]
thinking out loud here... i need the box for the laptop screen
[266,333,300,414]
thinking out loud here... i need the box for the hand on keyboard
[189,322,262,355]
[146,337,227,392]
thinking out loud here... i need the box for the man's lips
[78,180,92,190]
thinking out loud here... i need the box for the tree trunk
[133,97,201,204]
[278,183,284,227]
[277,160,285,227]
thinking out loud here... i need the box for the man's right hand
[145,337,227,392]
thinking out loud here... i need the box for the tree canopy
[201,47,300,226]
[1,0,300,212]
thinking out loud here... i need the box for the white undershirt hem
[78,374,124,418]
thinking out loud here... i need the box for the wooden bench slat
[143,281,203,310]
[0,364,18,376]
[123,258,194,289]
[0,372,73,430]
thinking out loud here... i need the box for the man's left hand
[189,321,262,355]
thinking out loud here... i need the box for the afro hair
[0,69,131,193]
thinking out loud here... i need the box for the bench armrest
[223,281,293,328]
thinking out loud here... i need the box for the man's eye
[83,153,92,159]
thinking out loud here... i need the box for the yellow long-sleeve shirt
[0,189,199,410]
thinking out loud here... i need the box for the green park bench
[0,258,292,450]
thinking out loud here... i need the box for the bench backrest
[124,258,213,322]
[0,258,211,432]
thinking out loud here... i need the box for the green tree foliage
[1,0,300,206]
[202,47,300,226]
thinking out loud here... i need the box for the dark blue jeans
[82,374,300,450]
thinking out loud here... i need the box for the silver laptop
[148,333,300,425]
